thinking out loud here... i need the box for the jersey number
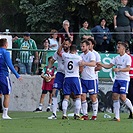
[67,61,73,70]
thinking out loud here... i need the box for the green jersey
[14,38,37,63]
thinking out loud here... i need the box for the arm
[95,62,102,71]
[57,43,63,56]
[5,52,20,79]
[79,60,96,67]
[99,63,114,69]
[125,12,133,20]
[113,65,130,72]
[114,15,117,28]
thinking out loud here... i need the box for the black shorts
[42,90,52,94]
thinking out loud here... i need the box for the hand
[113,68,120,72]
[103,36,107,40]
[125,11,130,17]
[18,76,22,81]
[78,60,85,66]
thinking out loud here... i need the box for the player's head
[121,0,128,5]
[70,45,77,54]
[80,39,90,53]
[63,38,71,52]
[117,41,128,54]
[0,38,8,48]
[87,38,96,51]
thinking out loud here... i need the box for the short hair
[87,38,96,46]
[23,32,30,37]
[0,38,7,47]
[64,37,71,44]
[117,41,128,49]
[81,39,90,46]
[63,20,70,25]
[50,29,58,37]
[70,45,77,52]
[42,38,50,44]
[48,56,53,62]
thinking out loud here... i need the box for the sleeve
[111,57,116,65]
[5,51,20,78]
[31,40,37,49]
[126,56,131,66]
[96,53,101,62]
[90,52,96,61]
[42,66,46,73]
[53,52,57,61]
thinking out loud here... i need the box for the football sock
[0,97,2,110]
[73,100,76,114]
[92,98,98,116]
[47,104,51,108]
[124,98,133,113]
[52,97,57,116]
[3,107,8,116]
[38,103,43,110]
[113,100,120,119]
[62,99,68,116]
[81,100,88,115]
[75,98,81,115]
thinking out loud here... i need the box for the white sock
[81,100,88,115]
[124,98,133,113]
[62,99,68,116]
[92,99,98,116]
[3,107,8,116]
[52,97,57,116]
[75,98,81,115]
[113,100,120,119]
[39,103,43,110]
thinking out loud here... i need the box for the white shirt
[92,50,101,79]
[111,53,131,81]
[62,53,82,78]
[80,51,96,80]
[53,51,65,74]
[49,38,58,50]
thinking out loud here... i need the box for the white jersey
[80,51,96,80]
[111,53,131,81]
[62,53,82,78]
[92,50,101,80]
[53,50,65,74]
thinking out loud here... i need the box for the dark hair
[99,18,106,24]
[87,38,96,46]
[23,32,30,37]
[81,39,90,46]
[48,56,53,62]
[0,38,7,47]
[42,38,50,44]
[117,41,128,49]
[70,45,77,52]
[64,37,71,43]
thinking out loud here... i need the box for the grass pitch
[0,111,133,133]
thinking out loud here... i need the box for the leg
[62,95,69,118]
[26,62,32,74]
[46,92,52,112]
[2,94,11,119]
[81,93,88,116]
[18,63,26,74]
[90,94,98,120]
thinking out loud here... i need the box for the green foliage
[98,0,121,24]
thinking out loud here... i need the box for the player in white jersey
[98,41,133,122]
[79,39,98,120]
[48,38,71,119]
[57,44,82,119]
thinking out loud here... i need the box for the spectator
[91,18,111,52]
[13,32,39,74]
[48,29,59,50]
[114,0,133,43]
[38,38,51,75]
[33,56,57,112]
[79,20,94,40]
[58,20,73,45]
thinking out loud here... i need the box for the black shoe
[62,115,69,120]
[33,108,42,112]
[46,108,50,112]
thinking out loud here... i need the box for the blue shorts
[63,77,82,95]
[0,76,11,95]
[53,72,65,90]
[81,79,98,95]
[112,80,129,94]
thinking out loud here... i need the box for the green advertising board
[45,51,118,79]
